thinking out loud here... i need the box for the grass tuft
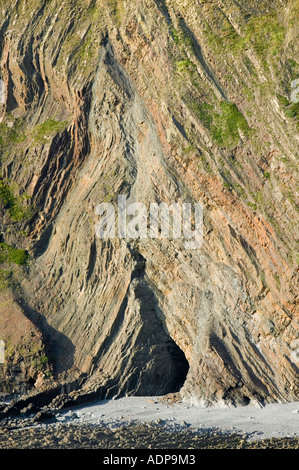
[0,243,29,266]
[32,119,68,144]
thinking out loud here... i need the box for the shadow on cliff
[91,248,190,399]
[16,296,75,376]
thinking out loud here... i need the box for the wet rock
[20,403,39,415]
[33,409,56,423]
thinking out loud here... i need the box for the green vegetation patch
[32,354,50,373]
[0,268,14,291]
[217,10,286,61]
[0,243,29,266]
[239,13,284,57]
[32,119,68,144]
[0,119,26,150]
[277,94,299,129]
[106,0,125,28]
[212,102,251,147]
[190,102,214,129]
[170,26,193,49]
[190,100,250,149]
[176,59,196,74]
[0,180,31,221]
[4,336,52,379]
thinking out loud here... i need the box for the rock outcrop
[0,0,298,406]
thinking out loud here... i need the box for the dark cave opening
[163,339,190,394]
[114,337,190,399]
[116,260,191,398]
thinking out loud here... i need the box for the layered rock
[0,0,298,405]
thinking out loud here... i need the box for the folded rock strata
[0,0,298,406]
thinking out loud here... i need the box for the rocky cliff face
[0,0,298,406]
